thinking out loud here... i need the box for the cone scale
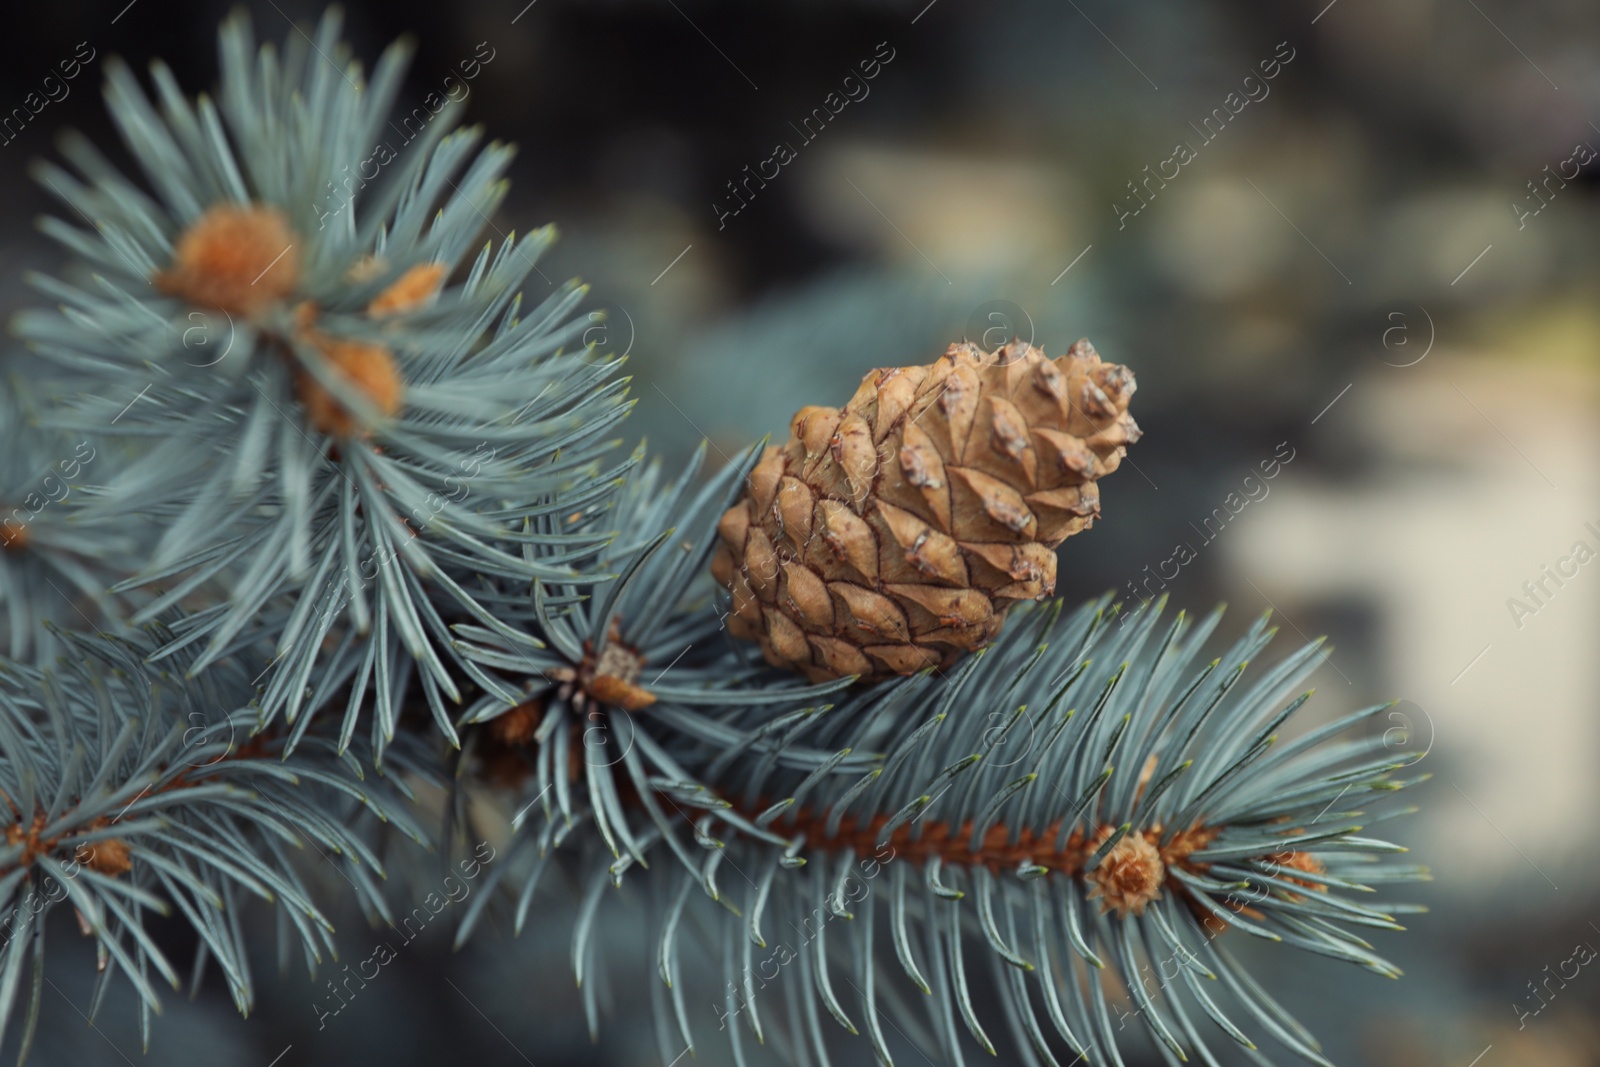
[712,338,1140,682]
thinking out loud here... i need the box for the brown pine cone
[711,338,1139,682]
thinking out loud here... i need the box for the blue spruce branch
[0,9,1429,1066]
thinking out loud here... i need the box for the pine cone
[711,338,1139,682]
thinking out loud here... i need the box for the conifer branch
[559,599,1428,1065]
[0,10,1429,1066]
[15,9,633,757]
[0,628,423,1055]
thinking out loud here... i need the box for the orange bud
[154,203,299,315]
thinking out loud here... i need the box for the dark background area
[5,1,1600,1064]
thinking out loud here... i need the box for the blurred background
[3,0,1599,1064]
